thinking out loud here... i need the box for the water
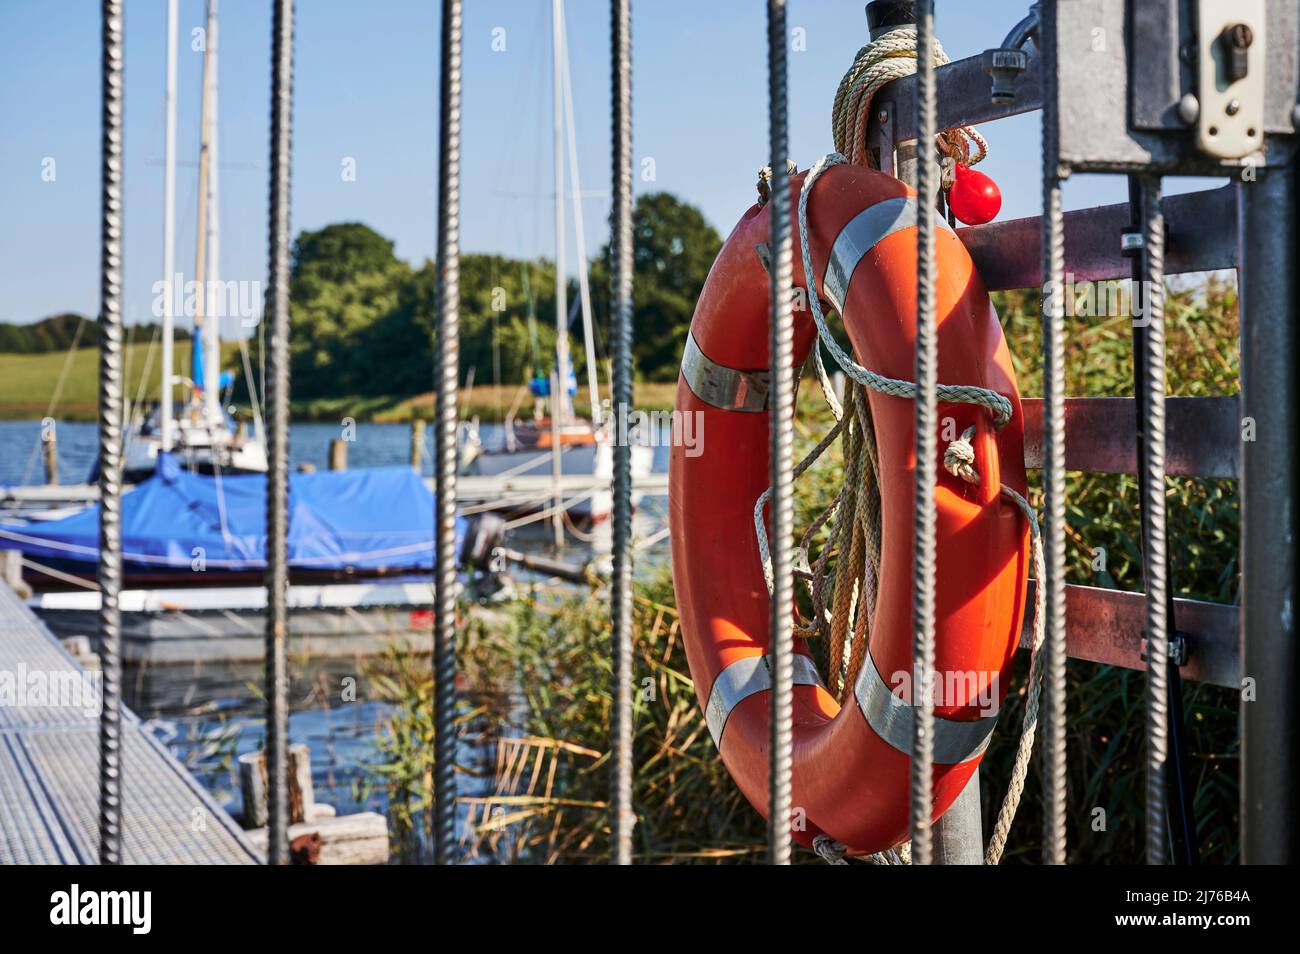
[0,419,673,485]
[1,417,671,860]
[124,657,394,823]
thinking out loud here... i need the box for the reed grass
[366,275,1242,864]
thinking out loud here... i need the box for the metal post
[160,0,177,453]
[908,0,938,867]
[1038,0,1068,866]
[1238,159,1300,864]
[765,0,795,866]
[934,778,983,864]
[97,0,126,867]
[263,0,295,866]
[1138,176,1169,866]
[432,0,463,866]
[608,0,635,866]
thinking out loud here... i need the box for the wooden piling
[42,430,58,485]
[410,418,425,469]
[328,439,347,471]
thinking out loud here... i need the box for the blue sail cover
[0,454,460,575]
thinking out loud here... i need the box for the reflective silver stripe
[680,331,770,412]
[853,652,997,765]
[822,196,954,312]
[706,653,824,747]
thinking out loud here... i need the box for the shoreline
[0,382,680,424]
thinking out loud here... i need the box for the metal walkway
[0,580,259,864]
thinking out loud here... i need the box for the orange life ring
[669,164,1030,855]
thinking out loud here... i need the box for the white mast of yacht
[551,0,570,425]
[203,0,223,424]
[159,0,178,452]
[559,7,602,429]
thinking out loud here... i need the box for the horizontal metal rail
[1020,582,1238,690]
[873,49,1044,142]
[959,186,1236,291]
[1022,396,1238,479]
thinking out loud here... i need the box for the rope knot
[943,424,981,485]
[812,834,850,865]
[756,160,799,206]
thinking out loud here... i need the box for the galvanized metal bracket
[1193,0,1267,159]
[1053,0,1298,173]
[1141,629,1191,669]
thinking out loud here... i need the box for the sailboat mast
[551,0,569,425]
[203,0,222,423]
[192,0,215,415]
[558,9,602,427]
[160,0,178,451]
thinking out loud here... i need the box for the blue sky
[0,0,1219,332]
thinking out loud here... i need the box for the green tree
[364,254,564,397]
[288,223,411,397]
[591,192,722,381]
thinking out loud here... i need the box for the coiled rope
[831,26,987,188]
[752,25,1045,866]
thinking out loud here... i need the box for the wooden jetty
[0,578,260,864]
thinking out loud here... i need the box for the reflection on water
[123,652,501,864]
[124,656,395,823]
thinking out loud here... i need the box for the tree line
[284,191,721,398]
[5,190,722,401]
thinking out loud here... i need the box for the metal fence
[93,0,1297,866]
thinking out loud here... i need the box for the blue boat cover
[0,454,459,574]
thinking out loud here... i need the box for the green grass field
[0,345,680,422]
[0,341,243,421]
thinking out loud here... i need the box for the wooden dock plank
[0,581,260,864]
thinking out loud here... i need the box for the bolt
[1177,93,1199,125]
[1227,99,1241,116]
[878,109,889,124]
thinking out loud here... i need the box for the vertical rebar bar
[1138,176,1169,866]
[609,0,635,866]
[263,0,294,866]
[97,0,125,867]
[1039,0,1068,866]
[1127,177,1197,865]
[909,0,938,867]
[765,0,794,866]
[433,0,463,866]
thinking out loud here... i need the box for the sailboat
[463,0,652,531]
[123,0,267,482]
